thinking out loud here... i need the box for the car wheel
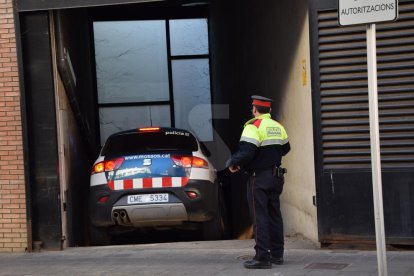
[90,225,112,246]
[202,191,229,240]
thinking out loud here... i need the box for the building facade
[0,0,27,252]
[0,0,413,252]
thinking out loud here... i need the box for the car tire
[90,225,112,246]
[202,191,229,240]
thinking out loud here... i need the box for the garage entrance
[309,0,414,246]
[17,0,315,249]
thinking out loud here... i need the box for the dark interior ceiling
[16,0,211,12]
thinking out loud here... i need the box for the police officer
[227,95,290,269]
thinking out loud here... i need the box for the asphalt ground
[0,237,413,276]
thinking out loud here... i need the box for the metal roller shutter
[317,1,414,170]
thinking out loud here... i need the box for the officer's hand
[228,165,240,173]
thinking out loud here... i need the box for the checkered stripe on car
[107,177,189,190]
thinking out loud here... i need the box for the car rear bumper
[90,179,219,227]
[112,203,187,227]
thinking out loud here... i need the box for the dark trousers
[247,169,284,262]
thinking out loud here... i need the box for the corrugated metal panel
[317,1,414,170]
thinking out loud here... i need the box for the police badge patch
[267,127,281,137]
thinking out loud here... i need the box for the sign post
[338,1,398,276]
[366,22,388,276]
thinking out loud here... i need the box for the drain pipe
[54,11,77,106]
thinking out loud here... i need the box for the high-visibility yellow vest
[240,113,289,148]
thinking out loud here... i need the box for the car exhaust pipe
[120,210,127,222]
[112,210,121,225]
[112,209,130,225]
[113,211,119,219]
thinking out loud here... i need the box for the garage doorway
[19,0,316,249]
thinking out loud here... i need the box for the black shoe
[243,259,272,269]
[271,257,284,265]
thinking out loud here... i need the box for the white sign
[339,0,398,26]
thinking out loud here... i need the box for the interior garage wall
[209,0,318,242]
[54,72,91,247]
[55,9,100,152]
[53,9,99,246]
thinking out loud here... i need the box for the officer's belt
[247,165,286,177]
[246,165,276,176]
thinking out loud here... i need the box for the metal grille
[317,1,414,170]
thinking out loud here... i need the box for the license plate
[127,194,169,204]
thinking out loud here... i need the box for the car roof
[101,127,203,157]
[107,127,196,139]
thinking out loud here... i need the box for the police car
[89,127,227,245]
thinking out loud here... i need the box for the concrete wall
[210,0,318,243]
[276,9,319,243]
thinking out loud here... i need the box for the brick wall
[0,0,28,252]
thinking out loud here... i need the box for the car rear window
[102,130,199,156]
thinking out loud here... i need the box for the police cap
[251,95,273,108]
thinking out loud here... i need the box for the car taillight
[98,195,109,203]
[192,157,208,168]
[171,155,208,169]
[105,158,124,171]
[93,162,105,173]
[92,157,124,174]
[186,191,199,199]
